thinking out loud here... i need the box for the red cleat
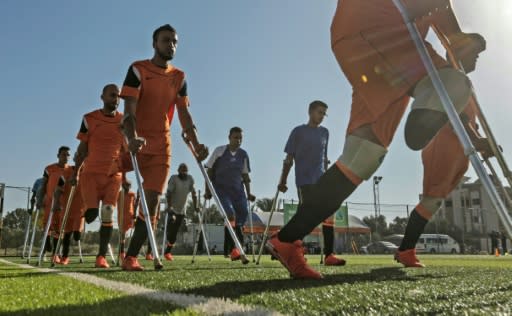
[394,249,425,268]
[95,255,110,268]
[59,256,70,265]
[324,253,346,266]
[266,234,323,279]
[164,252,174,261]
[230,248,241,261]
[145,253,154,261]
[122,256,144,271]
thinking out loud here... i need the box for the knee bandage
[338,135,387,180]
[411,68,472,114]
[420,196,443,214]
[101,204,114,224]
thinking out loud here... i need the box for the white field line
[0,259,283,316]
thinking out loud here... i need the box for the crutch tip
[241,256,250,265]
[154,260,164,270]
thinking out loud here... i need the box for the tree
[3,208,30,230]
[362,215,390,238]
[256,198,274,212]
[388,216,408,235]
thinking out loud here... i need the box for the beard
[157,48,174,61]
[178,173,187,180]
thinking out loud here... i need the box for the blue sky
[1,0,512,223]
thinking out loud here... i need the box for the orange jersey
[77,109,124,175]
[42,163,74,210]
[120,59,187,156]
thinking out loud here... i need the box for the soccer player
[267,0,489,279]
[36,146,74,263]
[205,127,255,261]
[120,24,208,271]
[163,163,197,261]
[74,83,124,269]
[30,177,44,214]
[278,100,345,266]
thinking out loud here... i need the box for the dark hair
[178,163,188,170]
[153,24,177,42]
[308,100,328,112]
[229,126,243,136]
[58,146,70,155]
[102,83,118,95]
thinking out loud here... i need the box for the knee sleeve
[84,208,99,224]
[411,68,471,114]
[101,204,114,224]
[419,196,443,215]
[73,231,81,242]
[338,135,387,180]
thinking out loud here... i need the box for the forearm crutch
[37,200,57,266]
[117,189,125,266]
[160,211,169,259]
[431,25,512,207]
[108,243,116,265]
[192,199,210,263]
[22,210,33,259]
[26,208,40,264]
[247,201,256,262]
[51,186,76,267]
[129,151,163,269]
[393,0,512,238]
[182,134,249,264]
[256,189,280,265]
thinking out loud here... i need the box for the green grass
[0,261,198,316]
[4,254,512,315]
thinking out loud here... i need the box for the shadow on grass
[180,267,444,299]
[0,294,181,316]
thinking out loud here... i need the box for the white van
[416,234,460,254]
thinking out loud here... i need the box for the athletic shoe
[230,248,241,261]
[145,253,154,261]
[122,256,144,271]
[95,255,110,268]
[52,255,61,264]
[59,256,70,265]
[164,253,174,261]
[266,234,323,279]
[394,249,425,268]
[324,253,346,266]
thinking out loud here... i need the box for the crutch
[192,198,212,263]
[78,240,84,263]
[37,200,57,266]
[431,25,512,207]
[22,209,33,259]
[51,186,76,267]
[160,211,169,259]
[182,133,249,264]
[26,207,40,264]
[247,201,256,262]
[117,189,125,266]
[108,243,116,265]
[256,189,280,265]
[128,150,163,269]
[392,0,512,238]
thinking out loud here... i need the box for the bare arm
[123,97,146,153]
[278,154,294,193]
[242,173,255,202]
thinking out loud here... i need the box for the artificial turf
[3,254,512,315]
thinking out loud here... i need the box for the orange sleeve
[76,116,89,142]
[120,64,141,100]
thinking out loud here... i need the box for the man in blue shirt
[278,100,345,266]
[30,178,44,215]
[205,126,256,260]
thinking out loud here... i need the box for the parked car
[361,241,399,254]
[416,234,460,254]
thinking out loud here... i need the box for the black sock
[146,241,152,255]
[399,210,428,250]
[98,225,113,257]
[127,219,148,257]
[165,243,173,254]
[235,226,244,249]
[323,225,334,255]
[52,237,59,255]
[62,232,72,257]
[45,235,52,252]
[278,166,357,242]
[223,227,230,256]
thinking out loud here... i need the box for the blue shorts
[216,187,248,226]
